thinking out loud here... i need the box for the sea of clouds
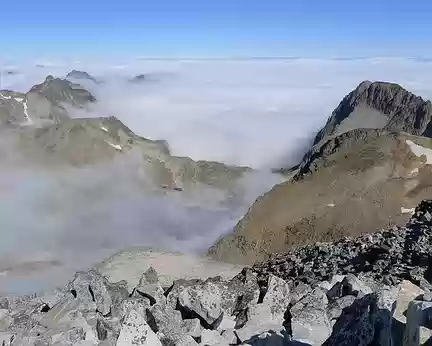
[1,57,432,294]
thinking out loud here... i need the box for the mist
[2,57,432,294]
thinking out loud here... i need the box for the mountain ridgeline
[208,81,432,264]
[0,72,251,193]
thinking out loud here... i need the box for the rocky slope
[208,82,432,264]
[2,200,432,345]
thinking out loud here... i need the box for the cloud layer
[2,57,432,294]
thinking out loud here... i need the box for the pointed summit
[29,75,96,107]
[313,81,432,145]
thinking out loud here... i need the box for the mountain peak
[313,80,432,145]
[29,75,96,107]
[66,70,98,83]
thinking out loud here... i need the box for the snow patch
[406,140,432,164]
[326,203,336,207]
[0,93,11,100]
[401,207,415,215]
[100,126,109,132]
[14,97,23,103]
[107,142,122,151]
[22,101,32,124]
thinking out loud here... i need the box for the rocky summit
[2,200,432,345]
[208,81,432,264]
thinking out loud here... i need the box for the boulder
[118,298,151,321]
[326,274,372,301]
[66,269,128,316]
[174,335,199,346]
[323,289,398,346]
[133,267,166,306]
[116,309,162,346]
[395,281,424,325]
[288,288,332,345]
[200,329,225,345]
[403,300,432,346]
[235,275,291,343]
[146,303,186,345]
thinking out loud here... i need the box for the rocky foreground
[3,201,432,345]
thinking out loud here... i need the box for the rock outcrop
[2,200,432,345]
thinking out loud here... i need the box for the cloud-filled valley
[2,57,432,294]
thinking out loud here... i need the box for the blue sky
[2,0,432,58]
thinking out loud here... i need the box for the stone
[220,328,239,345]
[118,298,151,321]
[0,309,12,331]
[174,335,199,346]
[67,269,113,315]
[177,280,224,328]
[235,275,291,343]
[326,274,372,301]
[326,295,357,322]
[0,298,8,310]
[0,332,14,346]
[242,330,289,346]
[262,275,291,315]
[323,291,397,346]
[319,275,345,291]
[166,279,201,311]
[288,281,312,306]
[288,288,332,345]
[403,300,432,346]
[116,309,162,346]
[146,303,185,345]
[423,292,432,302]
[200,329,225,345]
[133,267,166,306]
[182,318,201,340]
[394,281,424,326]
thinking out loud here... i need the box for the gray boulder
[288,288,332,345]
[67,269,128,316]
[133,267,166,306]
[323,288,398,346]
[174,335,199,346]
[235,274,291,343]
[403,300,432,346]
[116,309,162,346]
[326,274,372,301]
[146,303,187,345]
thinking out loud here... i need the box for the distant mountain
[129,74,147,83]
[208,81,432,264]
[65,70,99,84]
[0,75,97,127]
[29,75,96,108]
[0,75,251,194]
[18,115,250,191]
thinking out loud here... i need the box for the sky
[2,0,432,58]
